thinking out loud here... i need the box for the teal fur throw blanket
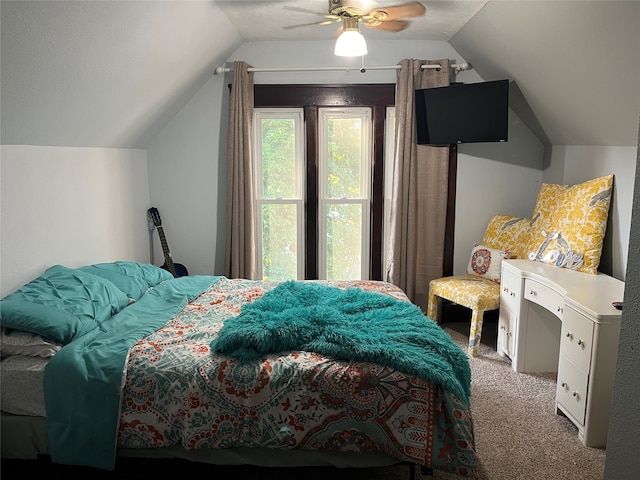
[210,281,471,403]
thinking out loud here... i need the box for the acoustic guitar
[146,207,189,278]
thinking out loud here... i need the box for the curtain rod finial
[453,62,471,74]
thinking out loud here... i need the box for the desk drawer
[524,278,564,319]
[497,307,516,359]
[557,356,588,425]
[560,307,594,372]
[500,267,521,313]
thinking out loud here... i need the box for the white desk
[497,259,624,448]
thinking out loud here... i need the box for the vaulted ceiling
[1,1,638,149]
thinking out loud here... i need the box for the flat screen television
[415,79,509,145]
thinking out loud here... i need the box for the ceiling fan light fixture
[334,17,367,57]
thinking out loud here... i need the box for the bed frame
[1,413,433,478]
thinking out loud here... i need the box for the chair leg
[427,292,439,323]
[468,309,485,356]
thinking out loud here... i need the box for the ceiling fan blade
[282,5,335,18]
[283,20,336,30]
[364,19,409,32]
[368,2,426,21]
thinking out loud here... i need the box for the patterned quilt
[117,278,478,477]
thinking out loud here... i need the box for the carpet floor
[439,326,606,479]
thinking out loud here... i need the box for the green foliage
[262,204,297,281]
[327,118,363,199]
[261,118,296,199]
[259,112,367,281]
[326,203,362,280]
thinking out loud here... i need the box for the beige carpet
[432,327,606,480]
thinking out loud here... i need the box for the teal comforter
[44,275,220,470]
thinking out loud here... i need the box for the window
[253,109,305,281]
[254,106,375,281]
[252,85,394,281]
[250,84,456,281]
[318,108,372,280]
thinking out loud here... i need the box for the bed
[0,262,479,478]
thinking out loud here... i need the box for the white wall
[147,74,229,276]
[148,38,545,277]
[454,110,545,275]
[0,145,150,297]
[454,144,637,281]
[546,146,637,281]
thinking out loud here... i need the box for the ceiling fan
[284,0,426,33]
[284,1,426,56]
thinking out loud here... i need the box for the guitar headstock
[147,207,162,228]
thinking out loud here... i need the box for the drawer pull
[530,289,537,296]
[572,391,580,400]
[557,306,563,314]
[561,382,568,388]
[577,339,584,347]
[511,292,516,297]
[565,332,573,340]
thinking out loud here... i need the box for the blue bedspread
[44,275,220,470]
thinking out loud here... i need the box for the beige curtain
[224,61,256,279]
[386,59,451,311]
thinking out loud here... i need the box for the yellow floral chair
[428,174,614,356]
[427,215,530,356]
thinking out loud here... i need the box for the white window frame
[253,108,305,280]
[383,106,396,274]
[317,107,373,280]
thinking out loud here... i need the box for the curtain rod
[214,62,471,75]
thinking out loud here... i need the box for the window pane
[326,203,362,280]
[327,118,362,199]
[261,118,296,199]
[261,204,298,281]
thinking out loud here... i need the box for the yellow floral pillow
[482,214,532,259]
[526,175,613,274]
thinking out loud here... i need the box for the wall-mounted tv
[415,79,510,145]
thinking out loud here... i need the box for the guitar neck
[156,226,177,276]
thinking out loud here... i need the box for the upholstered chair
[427,215,530,356]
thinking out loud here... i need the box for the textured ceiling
[215,0,489,41]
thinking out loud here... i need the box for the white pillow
[1,328,62,358]
[466,243,510,283]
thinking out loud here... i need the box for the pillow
[466,243,510,283]
[526,175,613,274]
[482,214,532,259]
[78,261,173,301]
[0,265,130,344]
[1,328,61,358]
